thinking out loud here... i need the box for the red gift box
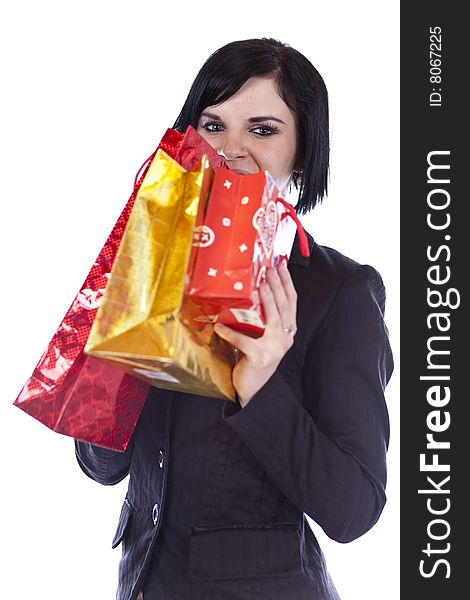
[186,169,309,337]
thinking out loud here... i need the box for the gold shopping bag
[85,149,236,401]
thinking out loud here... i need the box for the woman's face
[196,77,298,192]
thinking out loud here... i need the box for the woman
[75,38,394,600]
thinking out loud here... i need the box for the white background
[0,1,399,598]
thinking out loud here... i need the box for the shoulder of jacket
[309,242,386,304]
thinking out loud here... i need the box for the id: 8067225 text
[429,26,442,108]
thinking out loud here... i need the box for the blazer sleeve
[222,265,393,543]
[74,437,134,485]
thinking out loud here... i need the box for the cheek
[283,138,298,171]
[259,145,295,179]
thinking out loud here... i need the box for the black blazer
[75,232,394,600]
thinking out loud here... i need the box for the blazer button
[158,449,164,469]
[152,503,160,525]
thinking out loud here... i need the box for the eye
[200,121,224,133]
[250,124,280,137]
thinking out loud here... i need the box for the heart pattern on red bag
[252,200,278,259]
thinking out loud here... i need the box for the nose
[217,131,247,160]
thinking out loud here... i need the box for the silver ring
[282,325,296,336]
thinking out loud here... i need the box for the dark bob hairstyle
[173,38,329,215]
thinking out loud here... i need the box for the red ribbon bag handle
[276,197,310,257]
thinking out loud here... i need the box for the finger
[258,279,282,328]
[213,323,255,357]
[277,260,298,305]
[265,267,291,320]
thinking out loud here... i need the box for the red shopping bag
[13,126,226,450]
[13,155,155,450]
[186,168,310,337]
[158,125,227,171]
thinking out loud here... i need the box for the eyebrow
[248,116,286,124]
[199,111,286,125]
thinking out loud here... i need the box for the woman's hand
[213,260,298,407]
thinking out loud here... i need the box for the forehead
[206,77,294,121]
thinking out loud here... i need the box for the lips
[229,168,253,176]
